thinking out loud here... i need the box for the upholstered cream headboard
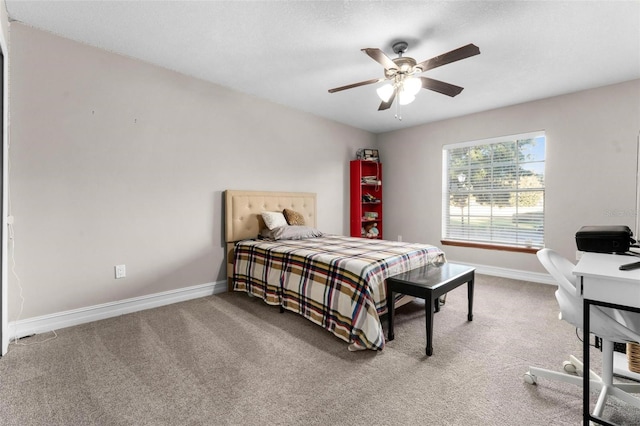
[225,190,317,242]
[224,190,317,290]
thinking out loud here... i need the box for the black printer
[575,225,635,254]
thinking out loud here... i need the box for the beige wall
[9,21,640,322]
[379,79,640,274]
[8,23,375,319]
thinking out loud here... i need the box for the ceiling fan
[328,41,480,111]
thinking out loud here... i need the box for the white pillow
[261,211,288,230]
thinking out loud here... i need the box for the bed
[225,190,445,351]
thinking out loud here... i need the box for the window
[442,131,546,250]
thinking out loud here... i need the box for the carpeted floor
[1,274,639,425]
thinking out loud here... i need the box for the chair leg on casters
[564,354,603,381]
[593,340,614,417]
[524,354,606,390]
[591,340,640,417]
[525,346,640,421]
[593,385,610,418]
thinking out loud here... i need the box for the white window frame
[442,131,546,251]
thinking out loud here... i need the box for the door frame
[1,28,8,356]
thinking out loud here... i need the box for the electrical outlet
[115,264,126,279]
[576,251,583,261]
[397,235,402,242]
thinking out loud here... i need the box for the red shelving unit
[350,160,383,239]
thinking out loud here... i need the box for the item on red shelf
[364,222,379,238]
[356,149,380,162]
[362,193,379,203]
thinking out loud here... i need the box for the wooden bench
[386,262,475,356]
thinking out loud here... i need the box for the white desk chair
[524,248,640,418]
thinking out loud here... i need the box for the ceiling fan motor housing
[385,57,419,78]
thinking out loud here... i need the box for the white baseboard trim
[8,264,552,341]
[8,280,227,340]
[450,261,555,285]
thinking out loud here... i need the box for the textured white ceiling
[6,1,640,134]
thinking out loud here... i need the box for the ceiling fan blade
[415,43,480,72]
[378,89,397,111]
[328,77,384,93]
[420,77,464,97]
[362,48,398,71]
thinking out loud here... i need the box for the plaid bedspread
[232,235,445,350]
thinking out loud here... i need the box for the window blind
[442,131,546,249]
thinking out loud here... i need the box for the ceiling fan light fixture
[403,77,422,96]
[376,83,395,102]
[398,92,416,106]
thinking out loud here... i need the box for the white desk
[574,253,640,306]
[573,252,640,425]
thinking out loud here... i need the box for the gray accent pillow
[260,226,324,241]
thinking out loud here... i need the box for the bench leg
[387,290,395,341]
[425,293,435,356]
[467,275,474,321]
